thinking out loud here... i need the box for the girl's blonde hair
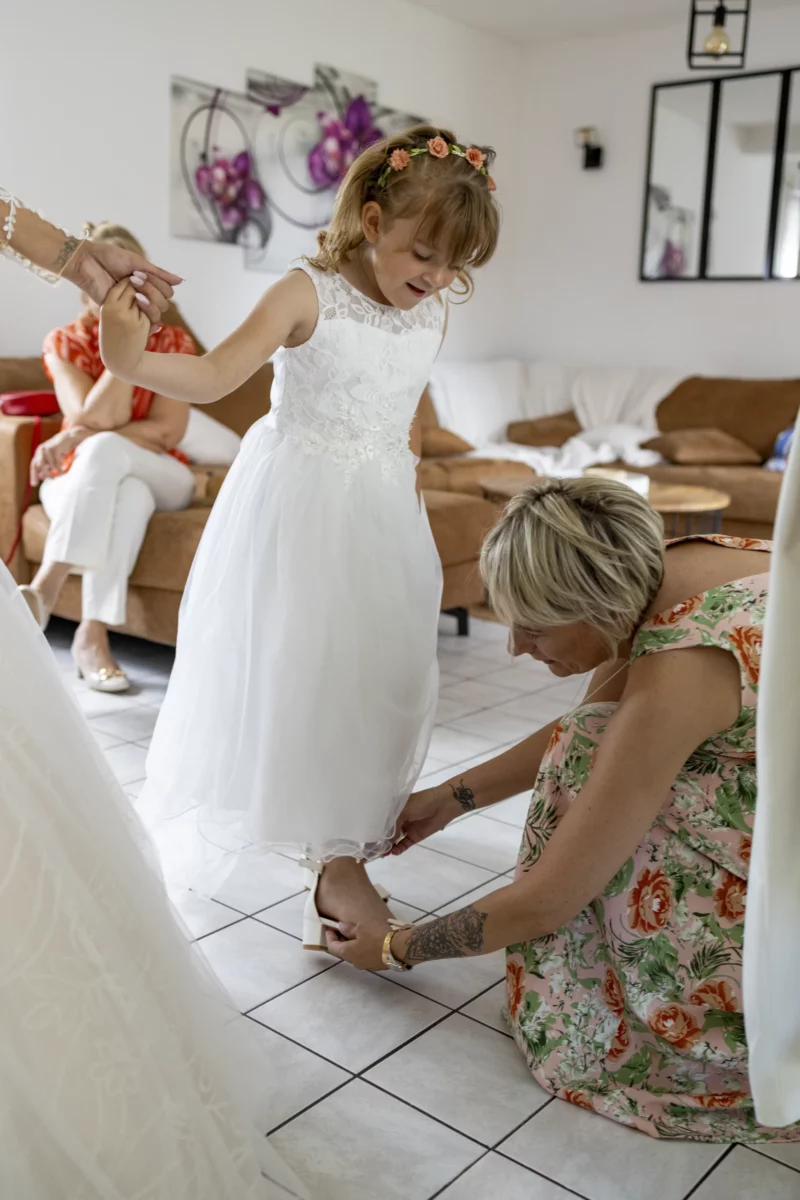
[480,477,666,650]
[308,124,499,298]
[83,221,146,257]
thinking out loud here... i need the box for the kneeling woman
[331,477,799,1143]
[20,222,196,691]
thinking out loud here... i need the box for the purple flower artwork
[307,97,383,188]
[170,66,422,273]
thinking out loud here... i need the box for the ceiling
[410,0,797,43]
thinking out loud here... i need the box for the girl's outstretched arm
[99,270,318,405]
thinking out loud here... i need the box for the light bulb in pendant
[704,4,731,56]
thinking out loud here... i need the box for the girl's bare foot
[315,858,390,927]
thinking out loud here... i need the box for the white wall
[516,8,800,377]
[2,0,523,360]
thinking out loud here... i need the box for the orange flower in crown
[376,135,497,191]
[388,148,410,171]
[427,136,450,158]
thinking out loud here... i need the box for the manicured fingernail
[152,324,163,333]
[134,292,150,306]
[131,272,146,284]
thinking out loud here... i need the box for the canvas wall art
[170,64,422,274]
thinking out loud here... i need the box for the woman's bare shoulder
[647,540,770,618]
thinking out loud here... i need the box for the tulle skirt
[0,562,307,1200]
[139,419,442,893]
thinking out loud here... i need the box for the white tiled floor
[46,614,800,1200]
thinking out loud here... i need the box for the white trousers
[39,432,194,627]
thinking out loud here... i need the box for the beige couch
[510,376,800,539]
[1,311,527,644]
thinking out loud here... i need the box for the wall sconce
[574,127,604,170]
[687,1,750,70]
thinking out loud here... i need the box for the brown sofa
[1,310,517,645]
[510,376,799,539]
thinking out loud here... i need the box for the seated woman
[329,476,800,1143]
[19,222,196,691]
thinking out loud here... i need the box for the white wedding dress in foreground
[0,562,308,1199]
[744,415,800,1129]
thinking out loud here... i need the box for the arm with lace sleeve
[0,188,83,284]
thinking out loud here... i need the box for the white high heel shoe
[300,859,341,951]
[75,663,131,693]
[18,585,50,631]
[300,860,390,904]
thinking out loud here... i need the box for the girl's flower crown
[376,136,496,193]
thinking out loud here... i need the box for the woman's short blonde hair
[83,221,145,257]
[480,477,666,649]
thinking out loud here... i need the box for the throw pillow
[508,411,581,448]
[642,428,762,466]
[421,427,474,458]
[765,424,795,472]
[178,407,243,466]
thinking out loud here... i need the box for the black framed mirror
[640,65,800,281]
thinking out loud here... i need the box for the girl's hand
[30,427,89,484]
[324,920,394,971]
[63,239,181,323]
[99,280,150,379]
[388,785,463,856]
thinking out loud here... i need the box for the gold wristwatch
[382,921,413,972]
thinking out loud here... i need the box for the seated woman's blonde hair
[480,477,666,650]
[83,220,145,257]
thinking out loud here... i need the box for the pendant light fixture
[687,1,750,70]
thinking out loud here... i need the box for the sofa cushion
[0,357,50,394]
[657,377,800,461]
[424,489,497,568]
[643,428,762,466]
[508,410,581,448]
[422,457,536,497]
[631,464,782,526]
[421,427,474,457]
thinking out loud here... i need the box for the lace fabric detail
[315,267,446,335]
[0,187,69,284]
[272,264,445,485]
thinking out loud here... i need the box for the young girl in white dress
[100,125,499,942]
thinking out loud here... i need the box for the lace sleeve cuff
[0,187,74,285]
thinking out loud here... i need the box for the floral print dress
[506,536,799,1141]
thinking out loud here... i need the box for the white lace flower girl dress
[140,264,444,889]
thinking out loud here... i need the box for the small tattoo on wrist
[449,778,476,812]
[54,235,81,272]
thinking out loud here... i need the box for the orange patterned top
[42,313,196,472]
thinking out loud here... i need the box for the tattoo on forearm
[53,235,81,271]
[405,906,488,962]
[449,778,476,812]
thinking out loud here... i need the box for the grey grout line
[265,1075,354,1138]
[246,1011,358,1080]
[427,1150,492,1200]
[493,1142,593,1200]
[740,1144,800,1177]
[681,1144,736,1199]
[239,960,342,1016]
[360,1076,497,1151]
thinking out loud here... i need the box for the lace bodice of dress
[269,264,445,482]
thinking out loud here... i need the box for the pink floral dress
[506,536,800,1141]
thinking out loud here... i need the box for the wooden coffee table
[648,482,731,536]
[479,476,731,537]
